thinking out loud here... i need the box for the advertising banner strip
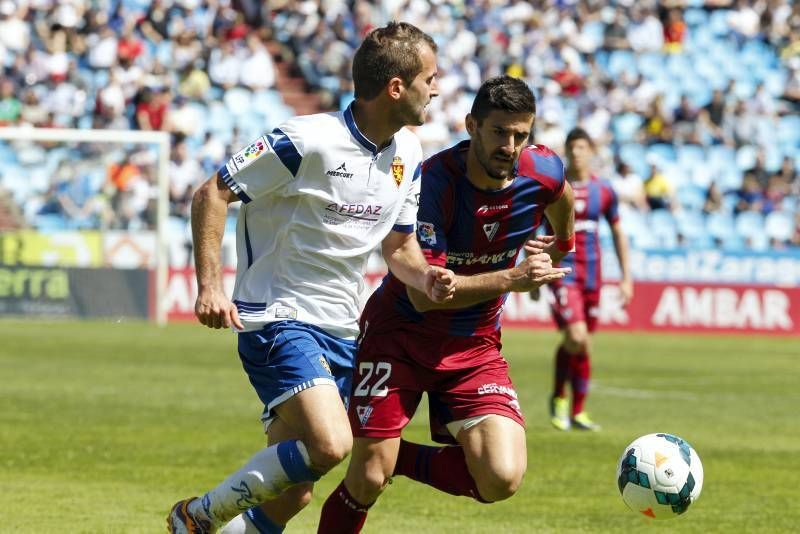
[162,268,799,335]
[0,266,149,319]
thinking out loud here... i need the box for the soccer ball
[616,433,704,520]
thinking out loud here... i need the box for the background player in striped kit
[543,127,633,432]
[168,22,456,534]
[317,76,576,532]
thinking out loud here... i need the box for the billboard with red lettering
[500,282,800,335]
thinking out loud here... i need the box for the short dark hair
[470,76,536,123]
[565,127,595,149]
[352,22,437,100]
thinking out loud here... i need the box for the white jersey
[219,103,422,339]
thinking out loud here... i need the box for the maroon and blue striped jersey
[372,140,566,337]
[548,176,619,291]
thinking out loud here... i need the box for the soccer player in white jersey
[167,22,455,534]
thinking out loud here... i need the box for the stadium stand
[0,0,797,251]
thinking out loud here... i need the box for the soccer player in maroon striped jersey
[318,76,576,532]
[543,127,633,431]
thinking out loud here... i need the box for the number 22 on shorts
[354,362,392,397]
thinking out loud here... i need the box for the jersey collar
[344,101,382,155]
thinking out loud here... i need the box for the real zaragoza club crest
[391,156,404,187]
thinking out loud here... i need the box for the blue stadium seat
[735,210,765,243]
[223,87,253,117]
[764,69,787,97]
[764,211,794,243]
[777,116,800,149]
[708,11,733,36]
[611,113,643,144]
[718,165,743,192]
[675,209,705,238]
[637,53,663,78]
[736,145,758,170]
[705,212,736,242]
[647,144,676,163]
[684,8,709,27]
[707,145,736,169]
[648,209,679,249]
[677,145,705,169]
[691,165,714,189]
[663,163,689,189]
[676,184,707,212]
[607,50,637,78]
[720,233,746,251]
[34,214,69,231]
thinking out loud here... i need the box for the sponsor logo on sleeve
[391,156,404,187]
[418,221,436,245]
[232,137,268,170]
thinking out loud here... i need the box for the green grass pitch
[1,320,798,533]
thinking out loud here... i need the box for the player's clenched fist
[523,235,569,265]
[195,288,244,330]
[425,266,456,303]
[511,252,571,292]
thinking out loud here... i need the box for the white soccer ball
[616,433,704,520]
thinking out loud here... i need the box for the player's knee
[306,432,353,473]
[347,465,390,505]
[564,332,589,353]
[475,465,525,503]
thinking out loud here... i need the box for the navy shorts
[238,321,357,429]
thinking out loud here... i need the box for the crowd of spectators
[0,0,799,251]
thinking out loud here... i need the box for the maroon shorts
[349,324,524,444]
[550,283,601,333]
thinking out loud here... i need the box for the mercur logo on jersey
[325,162,354,179]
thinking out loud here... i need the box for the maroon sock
[553,344,571,398]
[318,481,371,534]
[394,439,488,502]
[570,351,591,415]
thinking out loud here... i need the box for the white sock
[188,440,316,527]
[218,513,260,534]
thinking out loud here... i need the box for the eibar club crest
[391,156,404,187]
[483,222,500,241]
[356,405,373,427]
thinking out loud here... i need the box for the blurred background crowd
[0,0,799,251]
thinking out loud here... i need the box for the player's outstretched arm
[191,173,244,330]
[610,220,634,306]
[406,253,571,312]
[543,181,576,264]
[381,230,456,303]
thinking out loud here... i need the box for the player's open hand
[425,266,456,303]
[513,252,571,292]
[195,287,244,330]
